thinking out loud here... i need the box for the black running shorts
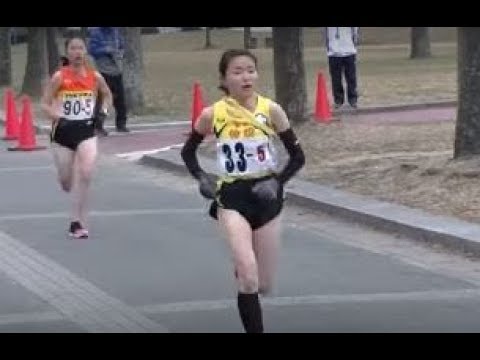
[209,175,284,230]
[50,118,96,151]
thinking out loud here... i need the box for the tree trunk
[121,27,145,114]
[205,27,212,49]
[0,27,12,87]
[410,27,431,59]
[21,27,48,98]
[244,27,252,49]
[46,27,60,75]
[454,28,480,158]
[272,27,308,123]
[81,27,89,40]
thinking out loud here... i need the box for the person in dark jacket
[88,27,130,135]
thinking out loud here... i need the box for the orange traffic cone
[2,88,20,140]
[314,72,332,123]
[8,96,46,151]
[191,82,205,130]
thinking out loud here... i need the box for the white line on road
[38,121,190,133]
[107,121,190,128]
[0,208,203,222]
[1,288,480,328]
[103,129,184,135]
[139,288,480,314]
[0,311,62,326]
[115,143,185,161]
[0,166,53,173]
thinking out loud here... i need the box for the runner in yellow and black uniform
[208,95,283,230]
[181,49,305,333]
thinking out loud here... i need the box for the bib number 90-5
[63,98,92,117]
[222,143,266,173]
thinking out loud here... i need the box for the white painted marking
[0,166,53,173]
[2,288,480,327]
[0,208,203,222]
[139,288,480,314]
[115,143,184,161]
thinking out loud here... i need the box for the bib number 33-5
[218,140,272,175]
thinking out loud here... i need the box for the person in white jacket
[325,27,359,109]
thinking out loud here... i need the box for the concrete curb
[140,149,480,257]
[329,100,456,116]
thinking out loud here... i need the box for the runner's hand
[252,177,280,202]
[199,173,218,200]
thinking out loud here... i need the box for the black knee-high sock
[237,292,264,333]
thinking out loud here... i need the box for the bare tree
[244,27,252,49]
[21,27,48,98]
[46,27,60,76]
[0,27,12,87]
[272,27,308,123]
[121,27,145,113]
[80,27,89,40]
[410,27,431,59]
[454,28,480,158]
[205,27,213,49]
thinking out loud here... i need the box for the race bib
[217,138,276,177]
[61,91,95,120]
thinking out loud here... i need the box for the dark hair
[63,37,92,68]
[218,49,258,94]
[64,36,86,51]
[60,56,69,66]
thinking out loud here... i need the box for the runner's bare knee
[236,258,259,293]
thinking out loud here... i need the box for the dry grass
[7,28,457,119]
[138,43,457,117]
[139,38,457,117]
[294,120,480,224]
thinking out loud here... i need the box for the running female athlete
[41,37,112,239]
[181,49,305,333]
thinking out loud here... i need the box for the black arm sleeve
[277,128,305,185]
[180,130,206,180]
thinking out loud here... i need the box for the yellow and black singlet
[212,95,278,181]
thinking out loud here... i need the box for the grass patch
[9,28,457,119]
